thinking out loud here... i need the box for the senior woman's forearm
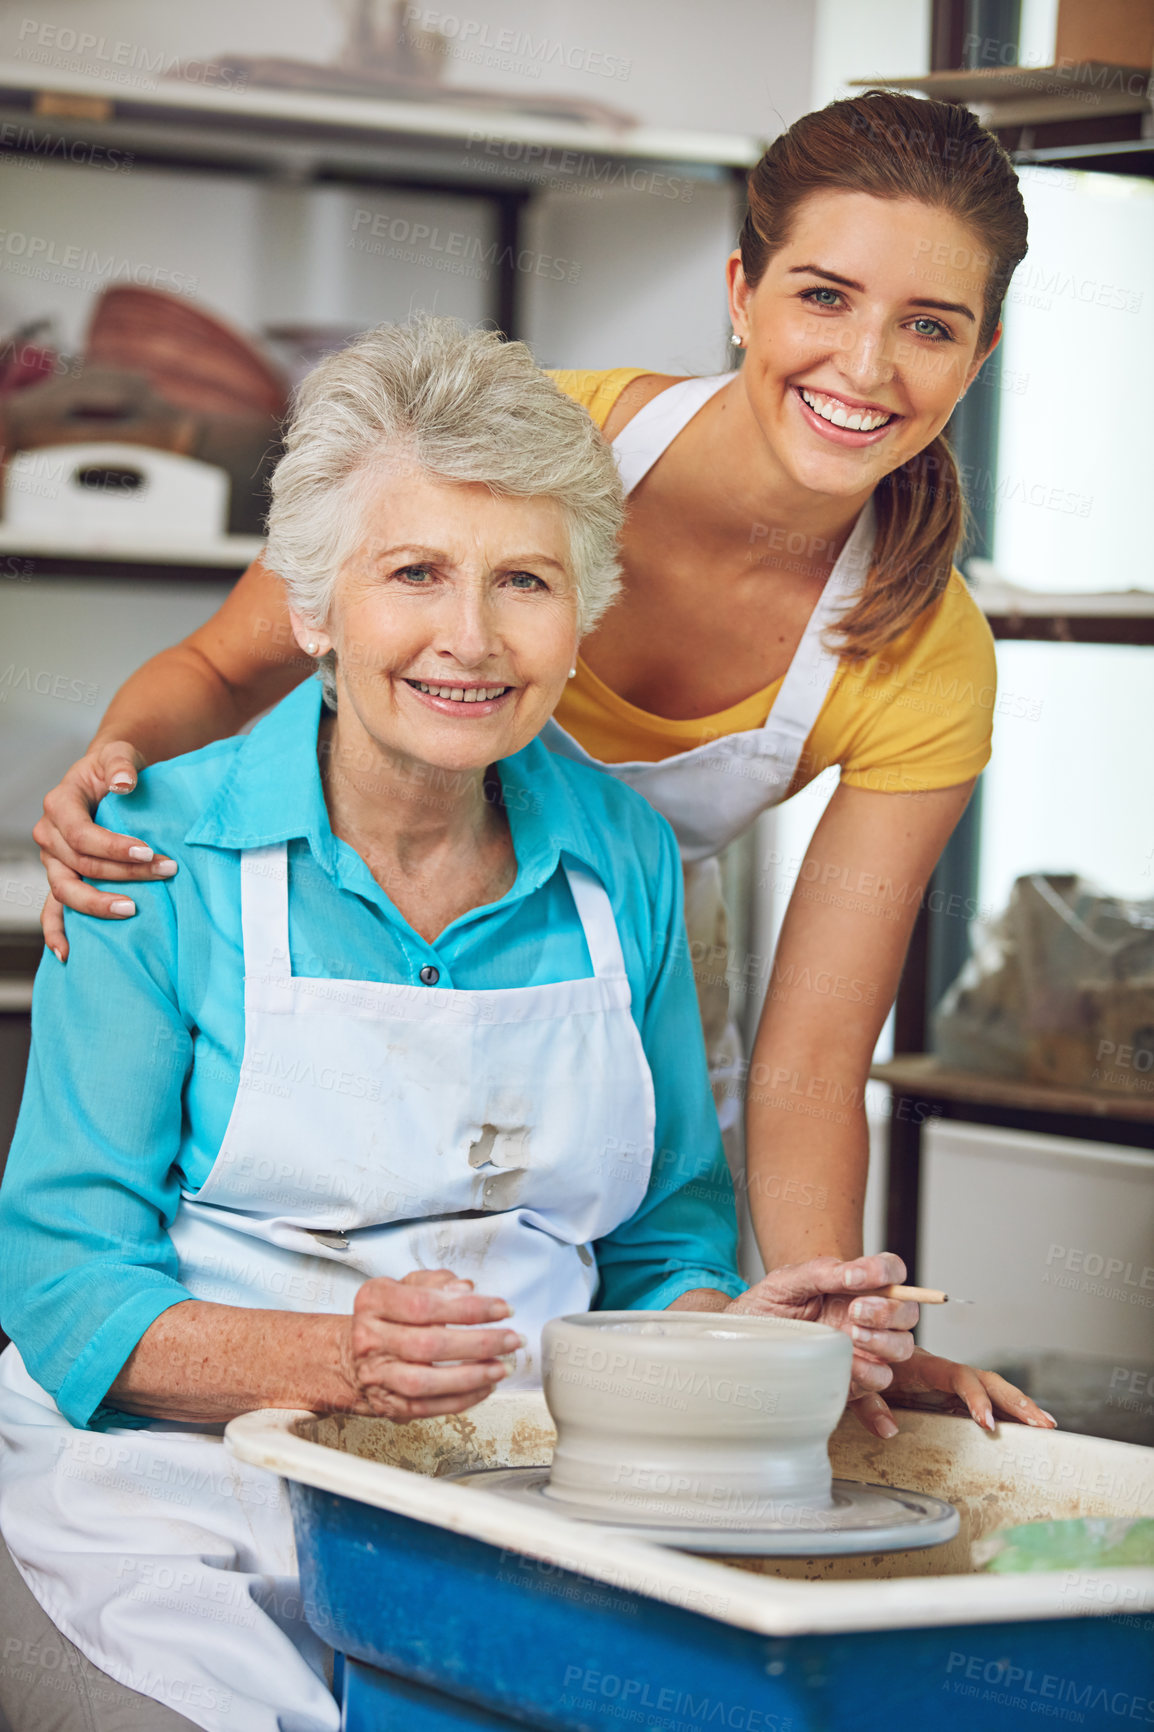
[107,1302,363,1423]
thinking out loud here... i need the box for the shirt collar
[186,677,606,899]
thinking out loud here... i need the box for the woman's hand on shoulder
[35,739,179,959]
[343,1269,524,1421]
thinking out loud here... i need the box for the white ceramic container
[540,1310,853,1523]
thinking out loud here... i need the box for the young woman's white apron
[542,372,875,864]
[0,848,656,1732]
[541,373,876,1263]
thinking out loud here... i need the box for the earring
[568,667,577,678]
[306,641,319,655]
[729,332,743,348]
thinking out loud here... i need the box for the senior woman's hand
[109,1269,522,1425]
[721,1252,918,1436]
[344,1270,524,1421]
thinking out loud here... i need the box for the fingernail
[109,898,136,916]
[488,1364,509,1380]
[849,1302,869,1322]
[1041,1411,1057,1425]
[128,845,153,862]
[504,1333,527,1351]
[983,1410,996,1430]
[443,1280,472,1295]
[152,860,177,877]
[844,1268,869,1288]
[110,778,133,793]
[50,947,64,964]
[851,1326,874,1344]
[495,1301,512,1318]
[876,1416,899,1439]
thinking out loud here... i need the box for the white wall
[0,579,232,845]
[810,0,928,108]
[919,1122,1154,1367]
[523,178,741,375]
[993,168,1154,596]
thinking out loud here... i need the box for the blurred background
[0,0,1151,1438]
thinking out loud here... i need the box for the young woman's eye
[505,571,547,591]
[909,316,953,342]
[801,286,844,309]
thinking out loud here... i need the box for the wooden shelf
[0,60,762,190]
[967,569,1154,645]
[0,527,262,580]
[851,64,1151,126]
[872,1054,1154,1126]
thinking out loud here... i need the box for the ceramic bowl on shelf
[540,1310,853,1525]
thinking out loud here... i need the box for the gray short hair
[265,317,623,702]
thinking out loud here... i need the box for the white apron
[543,372,875,861]
[0,846,656,1732]
[541,374,876,1264]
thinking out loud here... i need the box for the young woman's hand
[862,1345,1057,1435]
[34,739,174,959]
[343,1269,523,1421]
[724,1252,918,1437]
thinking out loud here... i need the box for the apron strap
[562,859,627,981]
[612,374,732,495]
[759,498,876,776]
[240,843,291,979]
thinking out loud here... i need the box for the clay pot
[541,1311,853,1526]
[87,287,289,420]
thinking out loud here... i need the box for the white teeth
[411,680,508,702]
[800,388,892,433]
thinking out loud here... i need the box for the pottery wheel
[450,1467,960,1556]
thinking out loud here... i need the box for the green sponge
[974,1518,1154,1573]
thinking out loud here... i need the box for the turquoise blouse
[0,680,742,1428]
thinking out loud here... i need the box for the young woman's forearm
[92,643,286,764]
[92,556,307,764]
[743,780,974,1270]
[108,1302,361,1423]
[744,1090,869,1267]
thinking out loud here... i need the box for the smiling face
[728,190,999,500]
[290,464,580,780]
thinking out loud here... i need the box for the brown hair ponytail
[739,90,1028,660]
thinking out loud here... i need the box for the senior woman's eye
[504,570,549,591]
[395,564,434,582]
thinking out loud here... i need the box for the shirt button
[419,965,440,986]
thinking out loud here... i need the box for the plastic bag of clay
[974,1517,1154,1573]
[934,874,1154,1097]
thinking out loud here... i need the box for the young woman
[33,92,1043,1439]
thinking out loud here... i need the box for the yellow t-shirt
[549,367,996,799]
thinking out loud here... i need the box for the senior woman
[0,319,913,1732]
